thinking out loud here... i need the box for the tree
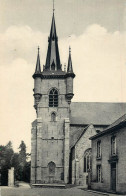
[17,141,31,182]
[0,141,31,184]
[18,141,27,167]
[0,141,14,185]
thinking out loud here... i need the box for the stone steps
[31,183,66,189]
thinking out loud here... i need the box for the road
[1,187,106,196]
[0,183,122,196]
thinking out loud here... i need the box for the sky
[0,0,126,152]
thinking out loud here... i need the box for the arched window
[49,88,58,107]
[48,161,56,175]
[51,112,56,121]
[84,148,92,173]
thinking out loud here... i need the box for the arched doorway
[48,161,56,183]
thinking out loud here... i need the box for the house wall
[91,126,126,194]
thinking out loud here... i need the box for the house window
[111,136,116,155]
[49,88,58,107]
[97,165,102,182]
[51,112,56,121]
[84,148,92,172]
[97,140,101,158]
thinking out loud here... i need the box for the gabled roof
[70,125,90,148]
[90,113,126,140]
[70,102,126,125]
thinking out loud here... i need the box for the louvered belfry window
[49,88,58,107]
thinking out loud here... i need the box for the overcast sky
[0,0,126,152]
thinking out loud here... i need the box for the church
[31,10,126,187]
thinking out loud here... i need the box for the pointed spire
[35,46,41,73]
[44,11,61,71]
[67,46,73,73]
[33,47,42,79]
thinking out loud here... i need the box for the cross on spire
[53,0,55,13]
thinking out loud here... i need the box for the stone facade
[31,78,72,184]
[90,115,126,194]
[70,125,96,187]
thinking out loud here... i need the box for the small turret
[33,47,42,109]
[66,47,75,104]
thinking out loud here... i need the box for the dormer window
[49,88,58,107]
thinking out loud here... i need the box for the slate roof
[70,102,126,125]
[107,113,126,130]
[70,125,90,148]
[90,113,126,140]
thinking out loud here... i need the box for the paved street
[0,186,123,196]
[0,187,105,196]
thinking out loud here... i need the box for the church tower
[31,10,75,184]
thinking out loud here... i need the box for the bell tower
[31,9,75,184]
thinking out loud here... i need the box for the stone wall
[71,125,96,186]
[31,77,71,184]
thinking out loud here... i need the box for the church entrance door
[48,162,56,183]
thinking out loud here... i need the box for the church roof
[70,102,126,125]
[90,113,126,140]
[70,125,90,148]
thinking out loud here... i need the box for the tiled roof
[70,102,126,125]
